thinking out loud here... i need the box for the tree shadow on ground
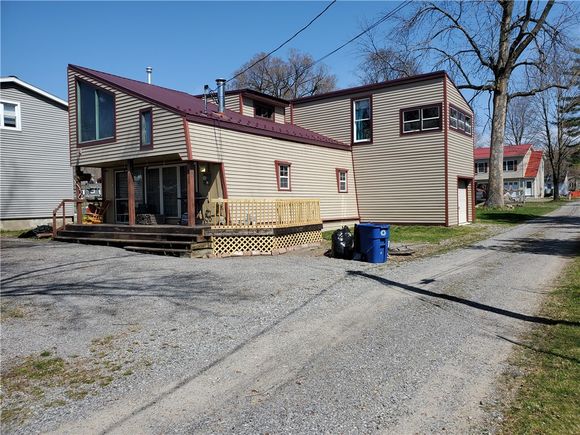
[469,237,579,259]
[347,270,579,327]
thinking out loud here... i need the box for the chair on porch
[83,200,111,224]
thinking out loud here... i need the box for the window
[140,109,153,148]
[475,162,488,174]
[0,100,21,130]
[353,98,372,143]
[503,160,518,171]
[76,80,115,143]
[336,169,348,193]
[449,105,472,136]
[401,104,441,134]
[275,161,291,191]
[254,102,274,120]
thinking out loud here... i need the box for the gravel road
[1,202,578,434]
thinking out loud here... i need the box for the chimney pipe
[216,78,226,113]
[146,66,153,84]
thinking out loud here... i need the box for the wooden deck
[54,224,212,257]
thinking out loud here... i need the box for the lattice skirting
[212,230,322,256]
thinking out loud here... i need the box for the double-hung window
[0,100,21,130]
[401,105,441,134]
[77,80,115,144]
[353,98,372,143]
[276,161,291,191]
[140,108,153,149]
[336,169,348,193]
[503,160,518,171]
[475,162,488,174]
[449,105,472,136]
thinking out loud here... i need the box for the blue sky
[1,1,395,99]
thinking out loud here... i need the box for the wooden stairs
[54,224,213,258]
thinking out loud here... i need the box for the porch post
[187,162,195,227]
[74,165,83,225]
[127,160,136,225]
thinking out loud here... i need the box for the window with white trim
[353,98,372,142]
[449,106,472,135]
[401,105,441,133]
[0,100,21,130]
[475,162,488,174]
[337,169,348,193]
[276,162,291,190]
[503,160,518,171]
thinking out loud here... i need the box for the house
[474,144,544,198]
[290,72,476,226]
[0,77,73,230]
[55,66,475,256]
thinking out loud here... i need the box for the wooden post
[187,162,195,227]
[127,160,136,225]
[74,165,83,225]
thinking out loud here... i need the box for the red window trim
[449,103,473,137]
[275,160,292,191]
[75,76,117,147]
[336,168,349,193]
[351,95,373,145]
[139,107,154,150]
[399,103,443,136]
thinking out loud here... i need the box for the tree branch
[508,83,567,100]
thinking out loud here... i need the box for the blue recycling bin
[355,223,390,263]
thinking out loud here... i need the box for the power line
[227,0,337,83]
[311,0,412,68]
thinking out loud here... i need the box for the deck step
[64,224,208,235]
[54,236,194,249]
[57,230,207,243]
[123,246,191,257]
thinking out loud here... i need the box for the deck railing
[208,198,321,229]
[52,199,83,238]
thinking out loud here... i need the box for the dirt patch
[0,328,147,429]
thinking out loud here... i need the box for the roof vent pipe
[146,66,153,84]
[216,78,226,113]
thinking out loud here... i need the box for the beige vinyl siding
[224,94,240,112]
[0,84,72,220]
[275,106,285,124]
[187,121,358,221]
[446,78,475,225]
[292,96,351,144]
[295,79,446,224]
[242,96,254,117]
[68,70,187,167]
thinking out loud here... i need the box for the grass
[499,257,580,434]
[0,229,26,238]
[0,302,25,320]
[476,201,562,225]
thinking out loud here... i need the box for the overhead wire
[227,0,337,83]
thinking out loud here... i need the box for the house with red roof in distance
[474,144,544,199]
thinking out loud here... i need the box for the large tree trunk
[486,78,510,207]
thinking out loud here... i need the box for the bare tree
[358,31,421,84]
[392,0,574,206]
[537,50,579,200]
[230,49,336,99]
[505,97,538,145]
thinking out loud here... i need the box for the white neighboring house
[0,77,72,230]
[474,144,545,199]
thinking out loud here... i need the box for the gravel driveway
[1,202,578,434]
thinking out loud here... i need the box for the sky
[1,0,394,99]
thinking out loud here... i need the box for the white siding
[188,122,358,221]
[294,78,447,224]
[68,70,187,166]
[224,94,240,112]
[0,85,73,219]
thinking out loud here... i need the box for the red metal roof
[473,144,533,159]
[525,150,543,178]
[69,65,349,150]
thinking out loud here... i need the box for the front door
[458,180,468,225]
[525,180,533,196]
